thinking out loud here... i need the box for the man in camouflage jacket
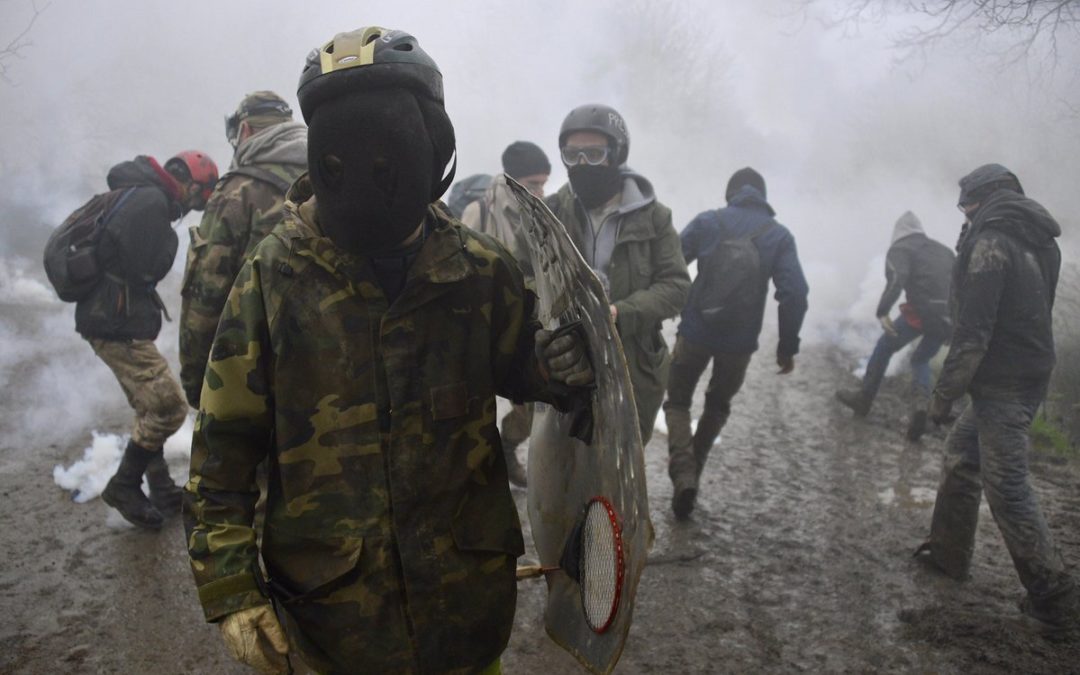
[179,91,307,408]
[184,28,593,674]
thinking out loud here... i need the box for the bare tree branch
[0,0,50,85]
[810,0,1080,66]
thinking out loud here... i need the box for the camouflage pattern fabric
[88,338,187,448]
[184,175,568,674]
[179,161,305,408]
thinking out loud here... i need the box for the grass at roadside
[1031,411,1077,460]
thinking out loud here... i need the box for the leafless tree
[1,1,49,84]
[814,0,1080,66]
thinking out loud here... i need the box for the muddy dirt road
[3,330,1079,673]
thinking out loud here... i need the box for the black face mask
[307,90,437,256]
[568,164,622,209]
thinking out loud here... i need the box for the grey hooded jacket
[876,211,955,338]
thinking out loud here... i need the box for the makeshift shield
[504,176,653,675]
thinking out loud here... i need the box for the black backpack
[446,173,492,218]
[697,219,773,328]
[43,187,135,302]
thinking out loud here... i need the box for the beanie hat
[501,141,551,180]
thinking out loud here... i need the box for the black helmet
[558,104,630,166]
[297,27,444,124]
[958,163,1023,208]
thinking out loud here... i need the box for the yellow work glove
[219,604,290,674]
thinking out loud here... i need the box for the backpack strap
[747,220,775,240]
[102,187,137,226]
[226,165,293,194]
[714,214,774,242]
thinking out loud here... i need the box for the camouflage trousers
[88,338,187,449]
[928,397,1075,608]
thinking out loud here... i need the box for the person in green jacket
[179,90,308,408]
[547,104,690,445]
[183,27,593,675]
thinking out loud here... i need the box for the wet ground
[2,329,1079,673]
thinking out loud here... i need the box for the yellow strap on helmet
[320,26,387,74]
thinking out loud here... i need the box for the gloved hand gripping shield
[504,176,653,675]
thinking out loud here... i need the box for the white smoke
[52,416,194,506]
[2,0,1076,469]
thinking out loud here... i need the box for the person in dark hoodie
[916,164,1076,629]
[836,211,955,441]
[79,151,219,530]
[547,104,690,446]
[664,168,808,519]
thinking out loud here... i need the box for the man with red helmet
[76,150,218,530]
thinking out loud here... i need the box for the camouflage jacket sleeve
[179,182,254,408]
[482,234,568,408]
[183,257,275,621]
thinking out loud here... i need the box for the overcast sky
[1,0,1077,320]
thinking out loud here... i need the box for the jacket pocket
[263,526,364,602]
[181,227,209,297]
[430,381,469,420]
[450,489,525,557]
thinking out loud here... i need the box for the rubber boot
[835,389,871,417]
[665,406,698,519]
[145,451,183,514]
[102,440,164,529]
[504,445,528,489]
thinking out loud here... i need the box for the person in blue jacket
[664,167,809,518]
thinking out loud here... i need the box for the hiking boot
[672,481,697,520]
[102,440,163,530]
[505,446,528,489]
[145,452,183,514]
[670,460,699,520]
[836,389,871,417]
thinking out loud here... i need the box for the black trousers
[663,335,752,475]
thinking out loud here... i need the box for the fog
[1,0,1078,453]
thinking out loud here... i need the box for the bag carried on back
[43,187,135,302]
[697,219,773,328]
[446,173,492,219]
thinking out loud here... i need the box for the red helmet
[168,150,220,202]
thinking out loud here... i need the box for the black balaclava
[569,163,622,209]
[307,88,438,256]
